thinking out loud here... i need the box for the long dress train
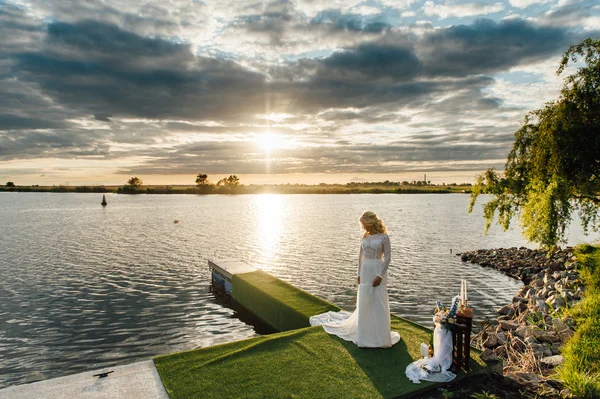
[310,234,400,348]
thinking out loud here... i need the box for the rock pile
[459,247,579,285]
[458,247,582,396]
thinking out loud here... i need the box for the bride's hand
[372,276,382,287]
[357,276,360,284]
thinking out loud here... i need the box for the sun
[255,133,288,153]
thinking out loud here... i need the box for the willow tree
[469,38,600,248]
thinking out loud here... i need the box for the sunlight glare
[253,194,284,269]
[255,133,290,153]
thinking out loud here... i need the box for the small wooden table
[452,307,473,371]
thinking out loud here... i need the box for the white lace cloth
[405,323,456,383]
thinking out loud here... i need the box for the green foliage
[5,181,15,187]
[74,185,109,193]
[469,38,600,247]
[127,177,143,187]
[556,245,600,398]
[195,173,210,186]
[217,175,241,187]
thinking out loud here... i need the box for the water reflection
[252,194,283,270]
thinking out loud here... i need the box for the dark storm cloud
[421,18,570,77]
[0,114,69,131]
[319,18,570,81]
[12,20,268,121]
[46,20,189,58]
[322,43,422,81]
[0,129,110,159]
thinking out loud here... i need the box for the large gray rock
[496,331,507,344]
[541,355,565,367]
[547,261,562,272]
[515,372,541,388]
[535,299,549,314]
[531,278,544,288]
[529,343,546,357]
[538,332,561,344]
[551,342,563,355]
[498,305,512,316]
[514,325,531,339]
[494,345,507,357]
[552,318,568,332]
[480,348,498,362]
[483,333,498,348]
[511,337,527,351]
[499,320,520,331]
[558,329,574,342]
[551,296,566,308]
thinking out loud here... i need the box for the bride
[310,211,401,348]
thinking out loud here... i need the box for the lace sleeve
[358,240,364,277]
[378,234,391,277]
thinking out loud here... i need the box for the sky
[0,0,598,186]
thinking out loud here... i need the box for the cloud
[423,1,505,19]
[12,20,268,121]
[0,2,587,180]
[0,114,69,131]
[537,0,600,30]
[216,0,393,56]
[508,0,553,9]
[420,18,569,76]
[9,17,567,126]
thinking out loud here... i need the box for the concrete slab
[0,360,169,399]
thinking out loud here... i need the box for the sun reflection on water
[252,194,284,270]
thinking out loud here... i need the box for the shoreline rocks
[458,247,581,397]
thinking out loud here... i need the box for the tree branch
[573,195,600,204]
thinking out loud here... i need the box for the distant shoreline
[0,184,472,195]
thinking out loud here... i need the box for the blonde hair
[359,211,387,238]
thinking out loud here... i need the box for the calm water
[0,193,593,388]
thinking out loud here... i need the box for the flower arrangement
[433,296,460,329]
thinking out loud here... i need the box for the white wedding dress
[404,322,455,383]
[310,233,401,348]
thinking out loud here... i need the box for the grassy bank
[154,318,485,399]
[0,183,472,195]
[556,244,600,397]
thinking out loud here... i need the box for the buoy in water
[174,220,180,224]
[101,195,107,206]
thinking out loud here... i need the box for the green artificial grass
[556,244,600,398]
[154,324,439,399]
[232,270,341,332]
[155,270,486,399]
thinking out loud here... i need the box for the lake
[0,192,592,388]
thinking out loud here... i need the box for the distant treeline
[1,183,472,195]
[0,185,111,193]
